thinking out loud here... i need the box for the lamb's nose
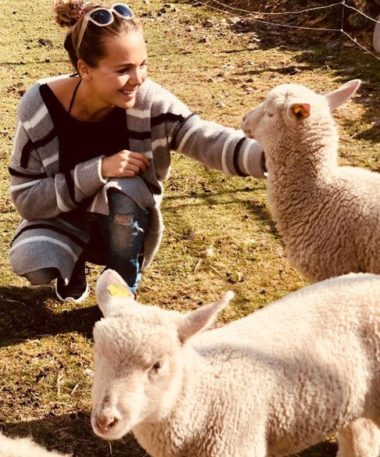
[96,414,119,432]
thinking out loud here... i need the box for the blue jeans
[24,191,149,294]
[95,190,149,294]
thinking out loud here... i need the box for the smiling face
[80,30,148,111]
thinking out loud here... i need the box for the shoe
[55,259,89,303]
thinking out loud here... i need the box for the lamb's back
[194,274,380,375]
[193,274,380,455]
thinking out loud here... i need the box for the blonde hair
[52,0,142,70]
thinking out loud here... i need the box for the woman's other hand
[101,150,150,178]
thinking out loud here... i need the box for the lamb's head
[241,79,361,161]
[91,269,234,441]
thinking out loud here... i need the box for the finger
[129,152,150,166]
[123,169,137,177]
[127,158,149,171]
[122,163,140,174]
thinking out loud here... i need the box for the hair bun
[53,0,89,27]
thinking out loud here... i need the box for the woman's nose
[130,68,145,86]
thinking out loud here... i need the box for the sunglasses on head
[77,3,134,52]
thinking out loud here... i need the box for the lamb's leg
[336,418,380,457]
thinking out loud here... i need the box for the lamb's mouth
[242,128,255,139]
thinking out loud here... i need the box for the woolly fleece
[241,80,380,281]
[0,432,71,457]
[91,269,380,457]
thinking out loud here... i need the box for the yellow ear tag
[291,104,310,120]
[107,284,134,298]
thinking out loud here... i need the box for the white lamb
[0,431,70,457]
[91,268,380,457]
[241,79,380,282]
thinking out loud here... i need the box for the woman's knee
[104,191,149,256]
[108,189,149,218]
[108,191,149,233]
[24,268,58,286]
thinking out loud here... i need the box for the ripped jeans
[25,190,149,294]
[95,189,149,293]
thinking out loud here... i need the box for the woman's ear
[77,59,92,80]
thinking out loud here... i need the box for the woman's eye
[118,68,130,75]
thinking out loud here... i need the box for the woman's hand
[101,150,150,178]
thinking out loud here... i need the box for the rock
[227,16,241,25]
[199,36,209,43]
[203,19,214,28]
[38,38,53,48]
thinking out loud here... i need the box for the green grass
[0,0,379,455]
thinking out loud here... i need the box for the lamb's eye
[151,361,161,372]
[266,112,274,117]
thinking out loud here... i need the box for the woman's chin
[117,92,137,109]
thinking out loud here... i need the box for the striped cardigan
[9,76,265,284]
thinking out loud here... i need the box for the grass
[0,0,379,455]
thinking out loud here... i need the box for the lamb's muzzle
[93,412,120,435]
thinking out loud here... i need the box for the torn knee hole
[113,214,134,226]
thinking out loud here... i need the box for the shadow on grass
[0,412,146,457]
[0,286,102,347]
[165,185,279,240]
[0,393,338,457]
[0,411,338,457]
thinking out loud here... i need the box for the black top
[40,82,129,173]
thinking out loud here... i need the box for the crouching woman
[8,0,265,302]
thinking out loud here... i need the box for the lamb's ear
[289,103,311,121]
[95,269,136,317]
[325,79,361,111]
[178,291,234,343]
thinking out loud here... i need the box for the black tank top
[40,82,129,173]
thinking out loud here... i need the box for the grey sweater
[9,76,265,284]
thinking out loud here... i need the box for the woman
[9,1,265,302]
